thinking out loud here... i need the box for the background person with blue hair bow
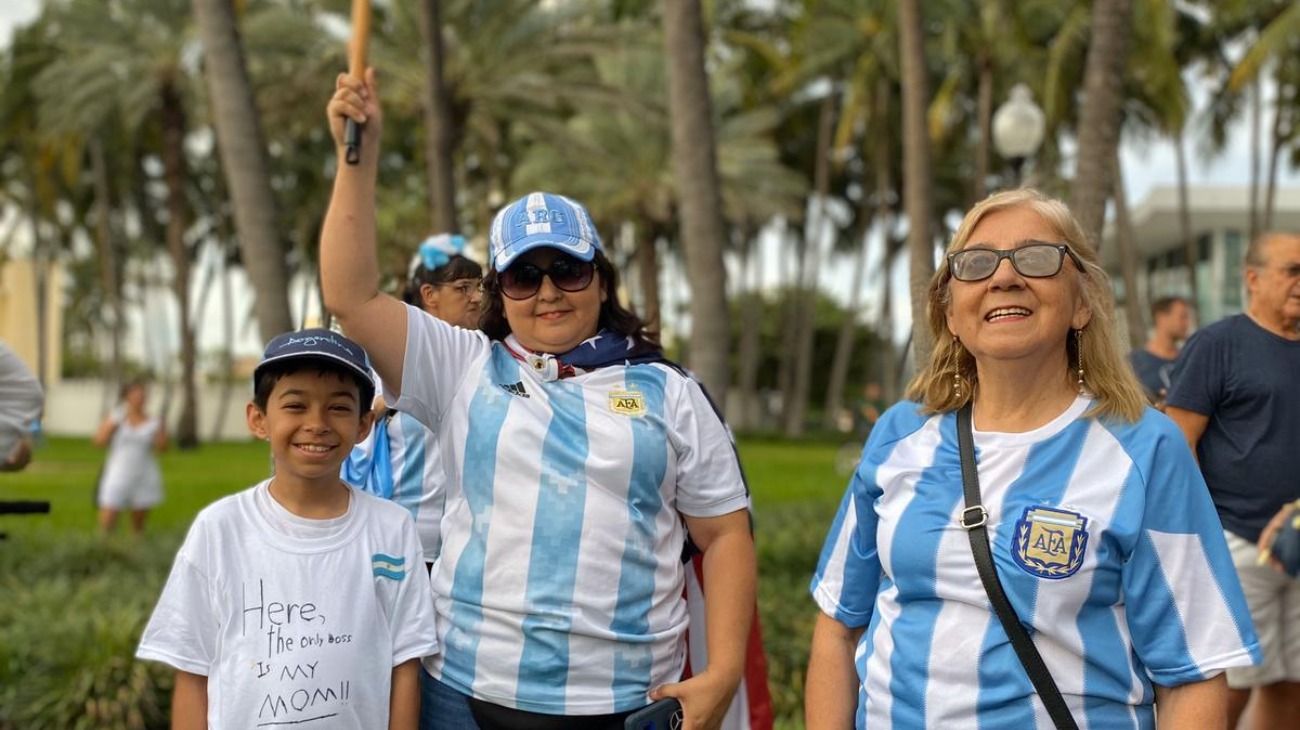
[344,232,483,568]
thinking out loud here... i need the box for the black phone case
[623,698,683,730]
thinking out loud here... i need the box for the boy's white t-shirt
[137,481,439,729]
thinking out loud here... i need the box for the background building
[1102,185,1300,333]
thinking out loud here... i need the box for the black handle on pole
[345,118,362,165]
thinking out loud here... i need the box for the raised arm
[93,413,120,448]
[320,68,409,393]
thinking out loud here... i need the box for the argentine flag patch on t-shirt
[372,553,406,581]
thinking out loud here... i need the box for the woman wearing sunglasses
[806,189,1259,729]
[322,69,755,730]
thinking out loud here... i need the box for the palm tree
[1069,0,1133,251]
[512,38,803,347]
[191,0,294,344]
[784,92,836,437]
[662,0,733,405]
[898,0,936,366]
[1112,150,1146,349]
[824,74,896,429]
[1224,2,1300,234]
[36,0,204,446]
[417,0,458,233]
[89,137,125,398]
[1,16,103,389]
[371,0,644,240]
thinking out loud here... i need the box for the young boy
[137,329,438,729]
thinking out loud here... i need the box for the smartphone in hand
[624,698,683,730]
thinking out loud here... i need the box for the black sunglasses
[498,256,595,300]
[947,242,1084,282]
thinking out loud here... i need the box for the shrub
[0,531,179,729]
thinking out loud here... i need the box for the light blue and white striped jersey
[388,305,749,715]
[812,397,1260,730]
[346,389,449,562]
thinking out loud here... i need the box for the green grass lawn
[0,435,853,729]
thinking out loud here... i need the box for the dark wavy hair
[401,254,484,306]
[479,249,660,352]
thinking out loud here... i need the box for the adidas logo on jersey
[500,381,530,398]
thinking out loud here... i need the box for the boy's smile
[247,370,373,493]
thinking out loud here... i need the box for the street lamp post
[992,83,1046,186]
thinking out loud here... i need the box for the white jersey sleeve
[810,403,928,627]
[385,305,490,431]
[136,520,217,675]
[0,340,42,446]
[386,508,440,666]
[1118,413,1262,685]
[667,374,750,518]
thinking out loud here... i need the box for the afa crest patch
[1012,506,1089,579]
[609,390,646,417]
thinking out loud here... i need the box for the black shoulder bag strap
[956,404,1079,730]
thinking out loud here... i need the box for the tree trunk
[634,221,661,330]
[192,0,294,344]
[1262,67,1286,232]
[160,82,199,449]
[973,55,993,203]
[777,227,804,418]
[1112,151,1145,350]
[662,0,732,408]
[1069,0,1132,252]
[27,199,48,388]
[786,93,835,437]
[822,194,874,431]
[211,244,235,441]
[1248,76,1261,245]
[736,228,762,431]
[1174,128,1199,307]
[90,139,123,400]
[898,0,937,367]
[418,0,458,233]
[872,76,900,402]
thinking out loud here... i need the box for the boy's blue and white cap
[488,191,603,271]
[254,328,371,385]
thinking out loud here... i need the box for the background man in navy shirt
[1128,294,1192,407]
[1166,231,1300,730]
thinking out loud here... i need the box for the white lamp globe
[992,83,1046,161]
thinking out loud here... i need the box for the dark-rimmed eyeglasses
[947,242,1084,282]
[437,279,482,298]
[499,257,595,300]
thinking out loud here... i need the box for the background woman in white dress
[94,380,167,534]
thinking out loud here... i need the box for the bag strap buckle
[959,505,988,530]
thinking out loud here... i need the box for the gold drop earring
[951,340,963,398]
[1075,329,1086,393]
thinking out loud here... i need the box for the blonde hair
[905,188,1147,423]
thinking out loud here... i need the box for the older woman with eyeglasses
[321,69,756,730]
[805,189,1260,730]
